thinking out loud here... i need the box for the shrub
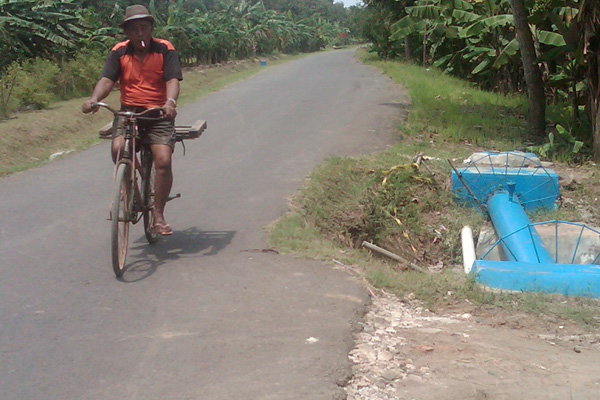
[0,63,20,118]
[0,49,105,118]
[12,59,60,110]
[55,50,105,100]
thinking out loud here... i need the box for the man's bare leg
[151,144,173,234]
[111,136,125,163]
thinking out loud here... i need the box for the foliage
[0,64,19,118]
[358,0,409,59]
[527,124,585,160]
[295,153,462,267]
[12,58,60,111]
[54,51,105,100]
[0,0,86,71]
[576,0,600,159]
[0,49,105,116]
[0,0,354,118]
[352,0,599,161]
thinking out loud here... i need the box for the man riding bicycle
[82,4,182,236]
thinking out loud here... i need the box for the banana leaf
[472,58,492,75]
[459,14,513,38]
[492,38,518,69]
[406,5,442,20]
[536,30,567,47]
[390,17,426,40]
[451,9,480,24]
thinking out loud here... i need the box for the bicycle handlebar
[93,102,166,120]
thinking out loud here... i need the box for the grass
[368,55,527,151]
[0,54,302,176]
[268,49,600,330]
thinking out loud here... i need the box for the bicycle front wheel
[142,149,159,244]
[111,162,133,277]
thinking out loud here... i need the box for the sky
[339,0,362,8]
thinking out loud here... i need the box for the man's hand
[82,99,99,114]
[82,78,114,113]
[162,103,177,120]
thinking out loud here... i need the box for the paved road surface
[1,49,407,400]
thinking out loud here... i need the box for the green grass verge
[268,49,600,329]
[366,54,526,151]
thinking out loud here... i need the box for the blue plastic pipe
[472,260,600,298]
[487,192,553,263]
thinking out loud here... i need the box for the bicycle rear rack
[99,119,207,142]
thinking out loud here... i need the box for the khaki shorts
[112,107,176,151]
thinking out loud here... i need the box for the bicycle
[94,102,206,277]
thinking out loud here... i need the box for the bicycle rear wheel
[111,162,133,277]
[142,149,159,244]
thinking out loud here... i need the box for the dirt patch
[344,157,600,399]
[346,290,600,400]
[553,161,600,227]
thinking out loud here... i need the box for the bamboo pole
[362,241,428,274]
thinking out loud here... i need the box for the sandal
[154,222,173,236]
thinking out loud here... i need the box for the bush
[0,49,105,118]
[12,59,60,110]
[55,50,105,100]
[0,64,19,118]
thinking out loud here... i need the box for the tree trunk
[594,105,600,159]
[404,37,411,60]
[578,0,600,160]
[422,24,428,64]
[591,53,600,160]
[510,0,546,138]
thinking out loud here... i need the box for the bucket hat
[120,5,154,28]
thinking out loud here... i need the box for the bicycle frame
[117,115,145,224]
[96,103,164,224]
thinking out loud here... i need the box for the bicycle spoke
[112,163,132,277]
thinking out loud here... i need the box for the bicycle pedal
[166,193,181,202]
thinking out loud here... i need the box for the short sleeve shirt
[101,38,183,108]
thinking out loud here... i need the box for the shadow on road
[117,228,236,282]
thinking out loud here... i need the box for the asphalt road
[0,49,407,400]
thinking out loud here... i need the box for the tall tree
[577,0,600,160]
[510,0,546,137]
[362,0,411,59]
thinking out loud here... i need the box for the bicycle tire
[142,149,159,244]
[111,162,133,277]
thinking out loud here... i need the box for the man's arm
[82,77,115,113]
[162,78,180,120]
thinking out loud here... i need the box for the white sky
[338,0,362,7]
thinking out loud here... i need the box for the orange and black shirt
[101,38,183,108]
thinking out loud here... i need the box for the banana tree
[0,0,86,70]
[390,0,467,64]
[390,0,516,73]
